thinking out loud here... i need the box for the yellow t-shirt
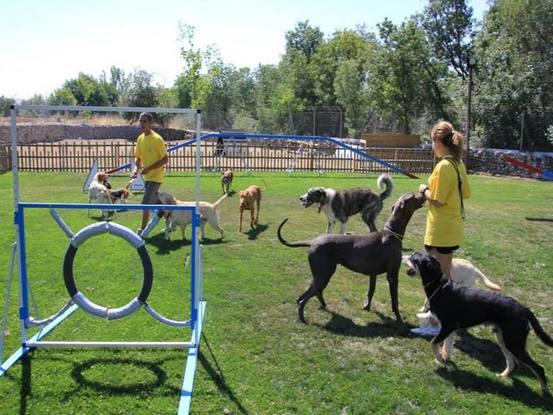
[424,158,471,247]
[134,130,168,183]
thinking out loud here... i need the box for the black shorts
[424,244,459,254]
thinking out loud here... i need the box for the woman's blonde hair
[431,121,464,160]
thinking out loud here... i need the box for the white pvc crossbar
[26,341,194,349]
[12,104,199,114]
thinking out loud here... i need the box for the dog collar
[425,279,447,302]
[384,225,403,240]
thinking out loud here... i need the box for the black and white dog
[299,174,393,233]
[404,251,553,392]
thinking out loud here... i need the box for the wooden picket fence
[12,139,435,175]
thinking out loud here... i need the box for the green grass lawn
[0,171,553,414]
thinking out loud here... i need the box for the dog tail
[212,193,228,209]
[474,267,502,291]
[377,174,393,201]
[528,310,553,347]
[277,219,311,248]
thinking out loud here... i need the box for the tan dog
[402,256,502,320]
[239,185,263,232]
[221,170,234,194]
[158,191,227,241]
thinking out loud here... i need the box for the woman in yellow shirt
[412,121,471,337]
[419,121,471,277]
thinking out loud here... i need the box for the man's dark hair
[139,112,154,122]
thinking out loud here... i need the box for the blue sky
[0,0,490,99]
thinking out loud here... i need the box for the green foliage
[155,86,179,125]
[27,7,553,148]
[311,30,374,108]
[48,87,77,105]
[0,96,15,116]
[285,20,324,61]
[473,0,553,150]
[420,0,475,79]
[334,59,369,136]
[119,69,158,120]
[370,19,451,134]
[62,72,117,106]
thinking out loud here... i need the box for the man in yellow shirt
[132,112,168,233]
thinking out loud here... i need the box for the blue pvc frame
[3,105,206,415]
[3,202,205,412]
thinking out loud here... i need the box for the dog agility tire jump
[63,222,153,320]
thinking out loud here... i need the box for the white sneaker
[410,324,441,337]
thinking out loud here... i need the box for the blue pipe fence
[103,132,424,178]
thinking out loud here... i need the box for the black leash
[443,156,465,220]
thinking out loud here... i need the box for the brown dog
[239,185,262,232]
[221,170,234,194]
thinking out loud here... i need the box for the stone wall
[0,124,192,144]
[468,148,553,178]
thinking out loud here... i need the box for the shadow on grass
[245,223,268,240]
[526,217,553,223]
[70,357,177,395]
[20,353,31,415]
[200,334,249,414]
[145,232,187,255]
[452,330,507,373]
[318,310,415,339]
[145,232,227,254]
[452,331,543,383]
[436,365,553,411]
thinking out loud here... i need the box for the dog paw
[362,300,371,311]
[434,357,445,365]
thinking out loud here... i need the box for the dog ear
[417,253,441,274]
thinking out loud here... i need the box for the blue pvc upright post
[15,208,30,337]
[189,213,199,343]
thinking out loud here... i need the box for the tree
[285,20,324,61]
[420,0,475,79]
[120,69,158,120]
[48,87,77,105]
[311,30,375,108]
[62,73,116,106]
[368,18,450,134]
[253,64,300,133]
[175,22,220,109]
[334,60,369,136]
[155,86,178,125]
[473,0,553,150]
[0,96,15,116]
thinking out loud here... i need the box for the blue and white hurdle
[0,105,205,415]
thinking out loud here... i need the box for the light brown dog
[221,170,234,194]
[239,185,262,232]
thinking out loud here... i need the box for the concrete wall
[0,124,192,144]
[468,148,553,178]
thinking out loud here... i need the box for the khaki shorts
[142,181,162,204]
